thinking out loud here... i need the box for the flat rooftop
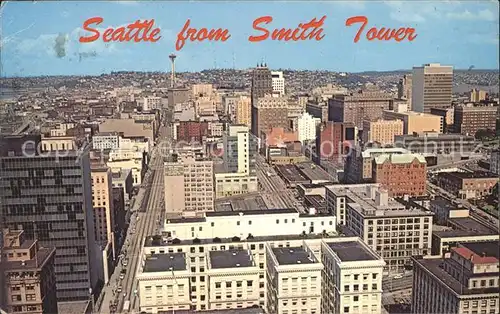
[209,250,254,269]
[215,194,268,212]
[448,217,497,234]
[328,241,379,262]
[272,247,316,265]
[327,184,432,217]
[207,208,297,217]
[461,241,499,260]
[300,182,337,189]
[439,171,498,179]
[146,231,341,247]
[143,253,186,272]
[2,247,55,271]
[275,164,309,184]
[295,162,332,181]
[303,195,327,213]
[433,229,497,238]
[414,257,500,295]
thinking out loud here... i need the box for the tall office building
[0,136,101,301]
[251,65,273,136]
[251,64,273,100]
[252,95,289,139]
[328,90,393,129]
[1,229,58,314]
[164,156,214,217]
[397,74,413,110]
[271,71,285,96]
[215,125,258,198]
[412,63,453,113]
[234,96,252,129]
[222,125,257,176]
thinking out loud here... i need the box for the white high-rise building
[297,112,321,144]
[142,96,162,111]
[412,63,453,113]
[271,71,285,96]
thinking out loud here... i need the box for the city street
[98,120,170,314]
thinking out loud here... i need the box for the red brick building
[372,153,427,197]
[315,122,356,162]
[176,121,209,142]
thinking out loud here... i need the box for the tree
[172,238,181,244]
[232,236,240,242]
[213,237,221,243]
[247,233,254,240]
[193,238,201,244]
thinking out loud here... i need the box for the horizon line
[1,67,499,80]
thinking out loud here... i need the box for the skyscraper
[251,64,273,136]
[0,136,101,301]
[222,125,257,176]
[397,74,412,110]
[412,63,453,113]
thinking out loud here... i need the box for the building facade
[164,156,214,217]
[252,96,289,139]
[271,71,285,96]
[469,88,488,102]
[372,153,427,197]
[362,119,404,145]
[297,112,321,144]
[383,110,443,134]
[453,104,498,136]
[137,235,381,314]
[90,164,116,259]
[436,171,498,199]
[412,63,453,113]
[397,74,413,110]
[344,147,409,184]
[0,150,101,301]
[327,185,434,273]
[235,96,252,129]
[92,132,121,150]
[1,229,57,314]
[328,90,393,129]
[321,240,385,314]
[412,241,499,314]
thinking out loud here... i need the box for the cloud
[446,9,497,21]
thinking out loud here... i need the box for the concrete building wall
[412,63,453,113]
[362,119,404,145]
[383,110,443,134]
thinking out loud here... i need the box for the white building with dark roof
[163,208,336,240]
[138,235,384,314]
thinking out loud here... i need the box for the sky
[1,0,499,77]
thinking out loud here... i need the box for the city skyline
[1,1,499,77]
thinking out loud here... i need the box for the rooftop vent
[232,252,237,256]
[236,263,240,267]
[297,260,301,264]
[289,249,294,253]
[170,256,174,259]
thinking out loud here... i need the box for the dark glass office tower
[0,137,101,301]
